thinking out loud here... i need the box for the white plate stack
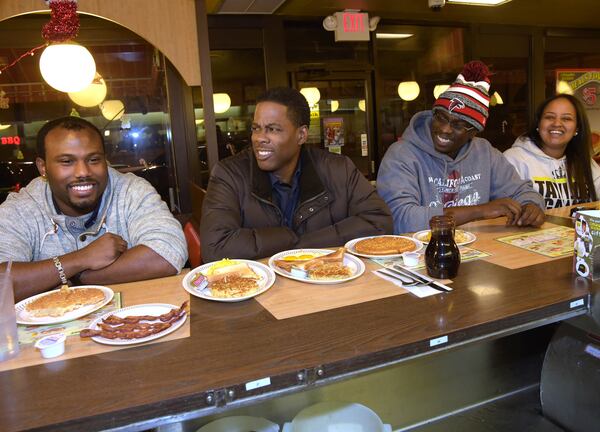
[282,401,392,432]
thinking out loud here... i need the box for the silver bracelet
[52,256,68,286]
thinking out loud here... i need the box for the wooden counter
[0,217,596,431]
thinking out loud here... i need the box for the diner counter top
[1,216,597,432]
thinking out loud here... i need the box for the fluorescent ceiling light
[448,0,512,5]
[376,33,414,39]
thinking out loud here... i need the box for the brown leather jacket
[200,146,392,262]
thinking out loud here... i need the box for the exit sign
[334,11,370,42]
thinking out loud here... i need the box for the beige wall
[0,0,201,86]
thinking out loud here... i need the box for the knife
[391,265,451,292]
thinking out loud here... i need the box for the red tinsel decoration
[42,0,80,42]
[461,60,492,82]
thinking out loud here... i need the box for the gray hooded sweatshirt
[377,111,544,233]
[0,167,187,271]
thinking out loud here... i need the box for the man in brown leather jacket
[200,87,392,262]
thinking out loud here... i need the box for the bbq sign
[1,136,20,145]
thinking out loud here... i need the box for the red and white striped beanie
[433,60,491,131]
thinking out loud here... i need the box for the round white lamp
[300,87,321,107]
[330,100,339,113]
[213,93,231,114]
[490,91,504,106]
[68,73,107,107]
[433,84,450,99]
[556,80,574,95]
[358,99,366,112]
[398,81,420,101]
[100,100,125,121]
[0,124,11,131]
[39,42,96,92]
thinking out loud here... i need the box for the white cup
[35,333,66,359]
[402,252,420,267]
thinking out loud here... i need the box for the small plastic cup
[35,333,66,359]
[402,252,420,267]
[290,267,309,279]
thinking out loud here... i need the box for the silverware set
[376,265,450,293]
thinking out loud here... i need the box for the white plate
[87,303,187,346]
[15,285,114,325]
[182,260,276,302]
[413,229,476,246]
[344,235,423,259]
[197,416,279,432]
[268,248,365,284]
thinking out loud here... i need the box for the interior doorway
[292,72,374,179]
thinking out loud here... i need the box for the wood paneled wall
[0,0,201,86]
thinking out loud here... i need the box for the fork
[375,269,421,287]
[391,265,451,292]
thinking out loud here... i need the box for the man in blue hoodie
[377,61,545,233]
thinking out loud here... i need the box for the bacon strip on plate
[80,301,188,340]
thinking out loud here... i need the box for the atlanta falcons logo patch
[448,98,465,112]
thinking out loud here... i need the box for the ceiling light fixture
[447,0,512,6]
[490,91,504,106]
[330,100,339,112]
[433,84,450,99]
[39,0,96,92]
[300,87,321,107]
[100,100,125,121]
[68,72,107,107]
[398,81,420,101]
[556,80,574,95]
[376,33,414,39]
[0,124,11,131]
[0,1,97,93]
[213,93,231,114]
[358,100,366,112]
[40,42,96,93]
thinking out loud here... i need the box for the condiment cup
[34,333,66,359]
[402,252,420,267]
[290,267,309,279]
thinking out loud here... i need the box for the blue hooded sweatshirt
[377,111,544,233]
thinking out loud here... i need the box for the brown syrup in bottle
[425,215,460,279]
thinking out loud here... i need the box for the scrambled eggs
[205,259,240,275]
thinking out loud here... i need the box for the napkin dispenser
[573,210,600,279]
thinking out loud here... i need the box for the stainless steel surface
[540,322,600,432]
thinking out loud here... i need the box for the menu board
[556,69,600,154]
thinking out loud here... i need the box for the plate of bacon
[80,301,188,345]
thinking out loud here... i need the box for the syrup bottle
[425,215,460,279]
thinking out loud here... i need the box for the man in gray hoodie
[377,61,545,233]
[0,117,187,301]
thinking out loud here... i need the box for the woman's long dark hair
[527,94,597,202]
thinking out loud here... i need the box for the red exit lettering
[343,13,365,33]
[0,136,21,145]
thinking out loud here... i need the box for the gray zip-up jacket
[377,111,544,233]
[0,167,187,271]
